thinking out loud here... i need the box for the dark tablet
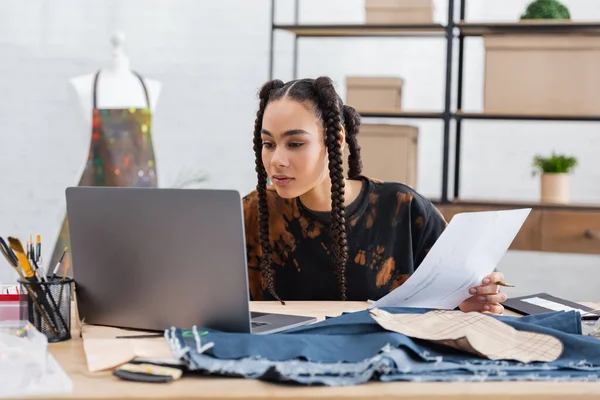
[504,292,597,320]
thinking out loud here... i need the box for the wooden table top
[31,301,600,400]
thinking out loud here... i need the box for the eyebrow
[261,129,310,138]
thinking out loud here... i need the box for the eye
[288,142,304,148]
[262,141,274,149]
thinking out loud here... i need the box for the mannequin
[69,31,162,126]
[48,31,163,269]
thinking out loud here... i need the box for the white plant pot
[541,173,570,204]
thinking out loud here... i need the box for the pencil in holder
[18,277,73,343]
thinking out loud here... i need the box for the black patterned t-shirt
[242,176,447,301]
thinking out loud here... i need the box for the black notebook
[503,292,596,319]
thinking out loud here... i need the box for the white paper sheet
[520,296,590,314]
[371,208,531,310]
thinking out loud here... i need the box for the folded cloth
[165,307,600,386]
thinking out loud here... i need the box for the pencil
[497,281,515,288]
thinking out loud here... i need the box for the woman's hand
[458,271,507,314]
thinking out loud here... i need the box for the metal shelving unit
[267,0,600,209]
[272,23,447,37]
[451,9,600,204]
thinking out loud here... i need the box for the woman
[243,76,507,314]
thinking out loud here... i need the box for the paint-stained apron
[48,71,158,269]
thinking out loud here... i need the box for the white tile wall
[0,0,598,299]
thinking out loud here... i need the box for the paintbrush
[8,237,62,337]
[28,242,45,282]
[8,237,42,284]
[0,237,19,270]
[36,234,41,264]
[22,237,68,332]
[3,237,59,337]
[57,251,72,310]
[50,247,68,280]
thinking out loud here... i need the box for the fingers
[469,271,507,295]
[476,292,507,304]
[460,272,510,315]
[459,299,504,314]
[469,284,499,295]
[482,303,504,315]
[482,271,504,285]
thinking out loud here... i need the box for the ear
[339,124,346,151]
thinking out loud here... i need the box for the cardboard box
[345,123,418,188]
[484,33,600,116]
[346,77,404,111]
[365,0,434,24]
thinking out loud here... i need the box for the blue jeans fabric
[165,308,600,386]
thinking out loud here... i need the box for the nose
[270,146,289,168]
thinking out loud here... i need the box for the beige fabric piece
[369,308,564,363]
[81,324,176,372]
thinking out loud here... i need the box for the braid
[313,77,348,301]
[253,79,285,305]
[343,104,363,178]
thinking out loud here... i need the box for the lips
[272,175,294,187]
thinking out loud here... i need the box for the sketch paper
[370,308,563,363]
[371,208,531,310]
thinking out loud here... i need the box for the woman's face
[260,98,328,199]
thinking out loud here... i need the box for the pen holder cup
[18,277,73,343]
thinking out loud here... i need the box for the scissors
[0,236,19,269]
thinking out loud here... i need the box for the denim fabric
[165,308,600,386]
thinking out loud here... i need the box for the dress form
[49,31,162,270]
[69,31,162,128]
[65,31,163,183]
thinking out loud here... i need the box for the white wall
[0,0,598,299]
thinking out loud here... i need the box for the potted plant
[520,0,571,20]
[532,152,578,204]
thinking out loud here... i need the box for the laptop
[65,186,316,334]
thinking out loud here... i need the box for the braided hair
[343,103,362,178]
[252,77,363,303]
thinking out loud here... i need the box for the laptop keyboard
[251,312,269,318]
[250,312,271,328]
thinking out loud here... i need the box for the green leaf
[520,0,571,20]
[532,152,578,176]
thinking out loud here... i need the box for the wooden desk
[41,301,600,400]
